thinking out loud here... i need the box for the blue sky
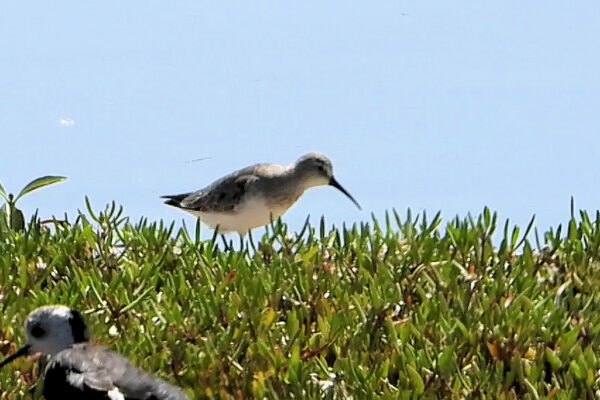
[1,2,599,239]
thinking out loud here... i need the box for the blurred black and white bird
[0,305,189,400]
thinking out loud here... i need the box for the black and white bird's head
[0,305,89,368]
[294,152,361,210]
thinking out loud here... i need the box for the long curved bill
[0,345,30,368]
[329,177,361,210]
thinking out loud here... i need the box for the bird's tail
[161,193,190,207]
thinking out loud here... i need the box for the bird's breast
[193,192,301,234]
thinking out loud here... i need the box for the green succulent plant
[0,176,66,234]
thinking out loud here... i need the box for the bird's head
[294,152,361,210]
[0,305,89,369]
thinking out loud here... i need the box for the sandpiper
[0,305,189,400]
[162,152,361,234]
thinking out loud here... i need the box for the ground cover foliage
[2,200,600,399]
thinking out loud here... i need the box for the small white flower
[108,325,119,336]
[36,258,47,270]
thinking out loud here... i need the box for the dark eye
[31,324,45,338]
[318,165,325,172]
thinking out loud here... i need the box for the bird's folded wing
[180,174,258,212]
[48,344,179,399]
[67,369,119,393]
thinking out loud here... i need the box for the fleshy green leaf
[15,176,66,201]
[10,206,25,231]
[286,311,299,338]
[0,203,9,234]
[0,181,8,202]
[438,345,455,375]
[545,347,562,370]
[569,360,585,381]
[0,203,24,232]
[406,364,424,394]
[287,345,301,384]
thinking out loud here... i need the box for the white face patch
[47,306,73,319]
[24,306,82,356]
[303,174,330,189]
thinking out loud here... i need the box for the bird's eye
[30,324,45,338]
[318,165,325,172]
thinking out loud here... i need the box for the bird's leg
[238,233,245,252]
[220,234,231,252]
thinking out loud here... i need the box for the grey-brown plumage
[162,152,361,234]
[163,169,263,213]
